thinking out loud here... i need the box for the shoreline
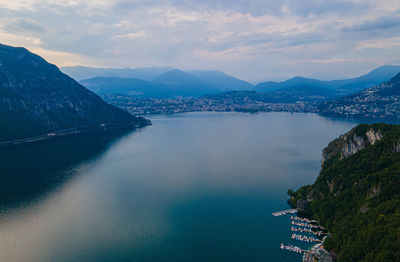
[0,121,151,149]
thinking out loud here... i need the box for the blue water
[0,112,359,261]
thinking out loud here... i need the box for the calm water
[0,112,359,262]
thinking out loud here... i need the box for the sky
[0,0,400,82]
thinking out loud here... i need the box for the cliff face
[290,123,400,261]
[0,44,150,142]
[321,125,384,165]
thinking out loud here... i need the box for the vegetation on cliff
[288,124,400,261]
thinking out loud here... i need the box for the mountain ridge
[0,44,149,143]
[255,65,400,94]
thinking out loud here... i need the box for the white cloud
[0,0,399,81]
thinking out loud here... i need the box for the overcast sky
[1,0,400,82]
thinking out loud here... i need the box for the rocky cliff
[0,44,150,142]
[321,124,385,165]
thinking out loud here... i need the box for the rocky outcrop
[394,141,400,153]
[340,133,365,158]
[366,129,383,145]
[322,125,384,165]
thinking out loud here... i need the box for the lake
[0,112,359,262]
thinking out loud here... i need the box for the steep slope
[61,66,172,81]
[0,44,149,142]
[289,124,400,261]
[319,73,400,120]
[188,70,253,91]
[255,65,400,95]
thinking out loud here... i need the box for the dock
[271,209,297,216]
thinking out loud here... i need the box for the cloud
[113,0,284,17]
[6,18,46,33]
[289,0,367,16]
[113,0,368,17]
[0,0,399,81]
[114,31,149,39]
[343,15,400,32]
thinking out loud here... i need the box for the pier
[271,209,297,216]
[290,216,317,223]
[291,233,322,243]
[291,221,324,229]
[280,243,305,254]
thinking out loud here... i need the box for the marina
[272,208,332,261]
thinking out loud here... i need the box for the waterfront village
[102,94,317,115]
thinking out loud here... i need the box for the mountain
[255,77,327,92]
[318,73,400,120]
[80,70,224,98]
[0,44,149,143]
[288,124,400,261]
[188,70,253,91]
[203,85,338,104]
[80,77,173,98]
[152,69,221,97]
[255,65,400,95]
[260,85,339,103]
[61,66,172,81]
[61,66,253,98]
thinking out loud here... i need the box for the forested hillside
[289,124,400,261]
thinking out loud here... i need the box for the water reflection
[0,112,364,262]
[0,130,140,209]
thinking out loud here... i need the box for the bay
[0,112,359,262]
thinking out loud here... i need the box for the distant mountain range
[62,66,254,98]
[318,72,400,120]
[77,69,253,98]
[187,70,253,91]
[255,65,400,95]
[63,65,400,100]
[0,44,149,144]
[61,66,173,81]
